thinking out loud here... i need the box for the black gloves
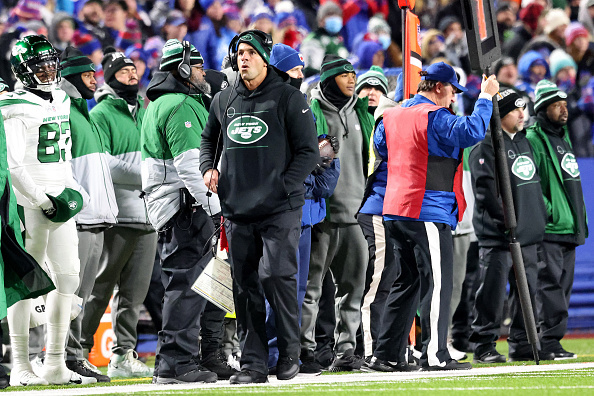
[312,156,332,175]
[329,135,339,154]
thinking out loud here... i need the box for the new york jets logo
[227,116,268,144]
[68,201,78,210]
[512,155,536,180]
[561,153,580,177]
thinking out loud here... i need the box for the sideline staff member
[369,62,499,371]
[199,30,318,384]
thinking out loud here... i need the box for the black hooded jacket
[469,131,547,247]
[199,66,318,221]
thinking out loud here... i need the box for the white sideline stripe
[360,215,386,357]
[12,362,594,395]
[424,222,443,367]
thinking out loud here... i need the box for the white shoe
[9,368,49,386]
[447,342,468,361]
[30,355,44,378]
[42,363,98,385]
[107,350,152,378]
[227,354,241,371]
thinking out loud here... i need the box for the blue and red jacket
[381,94,492,228]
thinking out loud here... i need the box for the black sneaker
[362,357,421,372]
[473,350,507,364]
[0,364,8,390]
[544,347,577,360]
[329,349,364,372]
[229,369,268,384]
[422,359,472,371]
[300,351,322,376]
[66,359,111,382]
[277,356,299,380]
[509,350,555,362]
[156,366,218,384]
[201,352,239,380]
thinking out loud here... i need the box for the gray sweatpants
[66,228,105,361]
[80,226,157,355]
[300,221,368,357]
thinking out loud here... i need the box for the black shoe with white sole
[422,359,472,371]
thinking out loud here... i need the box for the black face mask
[367,105,377,115]
[66,74,95,100]
[289,77,303,89]
[109,79,139,106]
[321,77,352,110]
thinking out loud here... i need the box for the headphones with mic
[228,30,273,72]
[177,40,192,80]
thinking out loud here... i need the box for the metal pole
[402,7,407,99]
[486,71,540,364]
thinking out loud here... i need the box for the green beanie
[160,39,203,72]
[534,79,568,113]
[355,65,388,95]
[319,54,355,84]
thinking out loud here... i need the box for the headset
[228,29,273,71]
[177,40,192,80]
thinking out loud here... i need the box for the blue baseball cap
[422,62,467,93]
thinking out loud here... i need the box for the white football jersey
[0,87,73,206]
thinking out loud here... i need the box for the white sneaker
[9,368,49,386]
[447,342,468,361]
[107,350,152,378]
[227,354,240,371]
[42,363,98,385]
[30,356,44,378]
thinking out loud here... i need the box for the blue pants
[266,226,311,368]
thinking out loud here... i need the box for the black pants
[156,206,216,377]
[469,244,538,355]
[537,241,576,351]
[356,213,399,358]
[374,220,453,367]
[226,208,302,375]
[451,241,479,351]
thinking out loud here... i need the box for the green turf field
[4,337,594,394]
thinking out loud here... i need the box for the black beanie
[102,47,135,84]
[497,88,526,119]
[319,54,355,84]
[60,46,95,77]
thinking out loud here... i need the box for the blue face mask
[378,34,391,50]
[324,16,343,35]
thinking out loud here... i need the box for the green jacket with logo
[90,84,150,226]
[141,72,220,230]
[526,122,588,244]
[61,80,118,227]
[469,131,546,247]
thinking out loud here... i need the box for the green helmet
[10,35,60,92]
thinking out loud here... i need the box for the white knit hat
[543,8,570,35]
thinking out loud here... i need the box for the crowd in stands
[0,0,590,388]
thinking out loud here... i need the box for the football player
[0,35,92,386]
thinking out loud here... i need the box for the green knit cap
[319,54,355,84]
[355,65,388,94]
[534,79,568,113]
[59,46,95,77]
[160,39,203,71]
